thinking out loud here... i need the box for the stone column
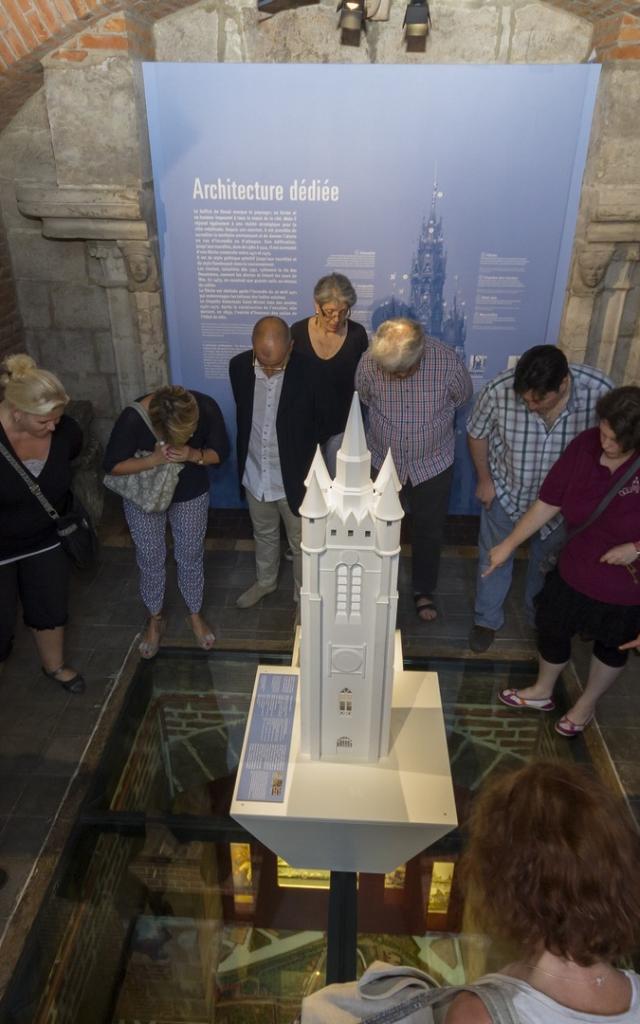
[11,11,170,431]
[16,184,169,415]
[559,64,640,385]
[87,240,157,408]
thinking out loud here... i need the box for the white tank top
[481,972,640,1023]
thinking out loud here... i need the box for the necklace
[524,961,610,987]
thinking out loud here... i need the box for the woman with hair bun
[0,354,84,692]
[291,273,368,475]
[104,385,229,658]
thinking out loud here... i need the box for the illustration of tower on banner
[410,172,446,339]
[298,394,404,763]
[442,291,467,360]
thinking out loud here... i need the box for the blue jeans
[473,496,559,631]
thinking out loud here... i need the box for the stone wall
[560,62,640,383]
[1,89,118,436]
[0,0,638,442]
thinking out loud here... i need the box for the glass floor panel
[0,649,620,1024]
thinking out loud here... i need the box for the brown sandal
[139,614,165,659]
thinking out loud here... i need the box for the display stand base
[231,632,456,874]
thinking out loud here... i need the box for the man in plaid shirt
[467,345,613,652]
[355,318,472,621]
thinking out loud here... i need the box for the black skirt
[535,569,640,649]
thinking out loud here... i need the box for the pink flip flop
[498,688,555,712]
[555,713,593,737]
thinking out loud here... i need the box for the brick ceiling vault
[0,0,639,133]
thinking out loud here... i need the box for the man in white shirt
[229,316,326,608]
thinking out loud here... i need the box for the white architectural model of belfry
[299,393,404,763]
[231,390,456,873]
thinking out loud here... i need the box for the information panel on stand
[236,672,298,804]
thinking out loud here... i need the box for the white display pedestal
[231,634,456,874]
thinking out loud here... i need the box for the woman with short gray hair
[291,273,368,474]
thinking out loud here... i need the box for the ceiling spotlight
[403,0,431,38]
[338,0,365,33]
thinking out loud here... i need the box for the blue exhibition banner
[143,63,600,511]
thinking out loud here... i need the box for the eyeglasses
[252,350,291,374]
[319,305,350,322]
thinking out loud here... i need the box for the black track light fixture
[403,0,431,39]
[337,0,366,42]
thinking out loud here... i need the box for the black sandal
[42,665,86,695]
[414,594,438,622]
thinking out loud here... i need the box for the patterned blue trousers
[124,491,209,615]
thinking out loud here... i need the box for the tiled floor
[0,510,637,998]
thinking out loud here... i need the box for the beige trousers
[245,490,302,594]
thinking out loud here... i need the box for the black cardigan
[0,415,82,560]
[229,349,328,516]
[103,391,229,504]
[291,318,368,436]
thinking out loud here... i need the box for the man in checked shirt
[467,345,613,652]
[355,318,473,622]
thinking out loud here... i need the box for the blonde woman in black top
[0,354,84,693]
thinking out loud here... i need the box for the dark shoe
[469,625,496,653]
[42,665,86,694]
[414,594,438,622]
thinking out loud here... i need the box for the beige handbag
[103,402,183,513]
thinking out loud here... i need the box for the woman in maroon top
[483,387,640,736]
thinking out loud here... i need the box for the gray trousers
[246,490,302,594]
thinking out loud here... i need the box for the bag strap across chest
[130,401,163,443]
[0,439,59,521]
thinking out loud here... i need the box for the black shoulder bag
[0,440,98,571]
[540,450,640,575]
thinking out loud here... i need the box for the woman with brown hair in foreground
[446,760,640,1023]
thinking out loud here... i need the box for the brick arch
[0,0,204,134]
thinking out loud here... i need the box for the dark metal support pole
[325,870,358,984]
